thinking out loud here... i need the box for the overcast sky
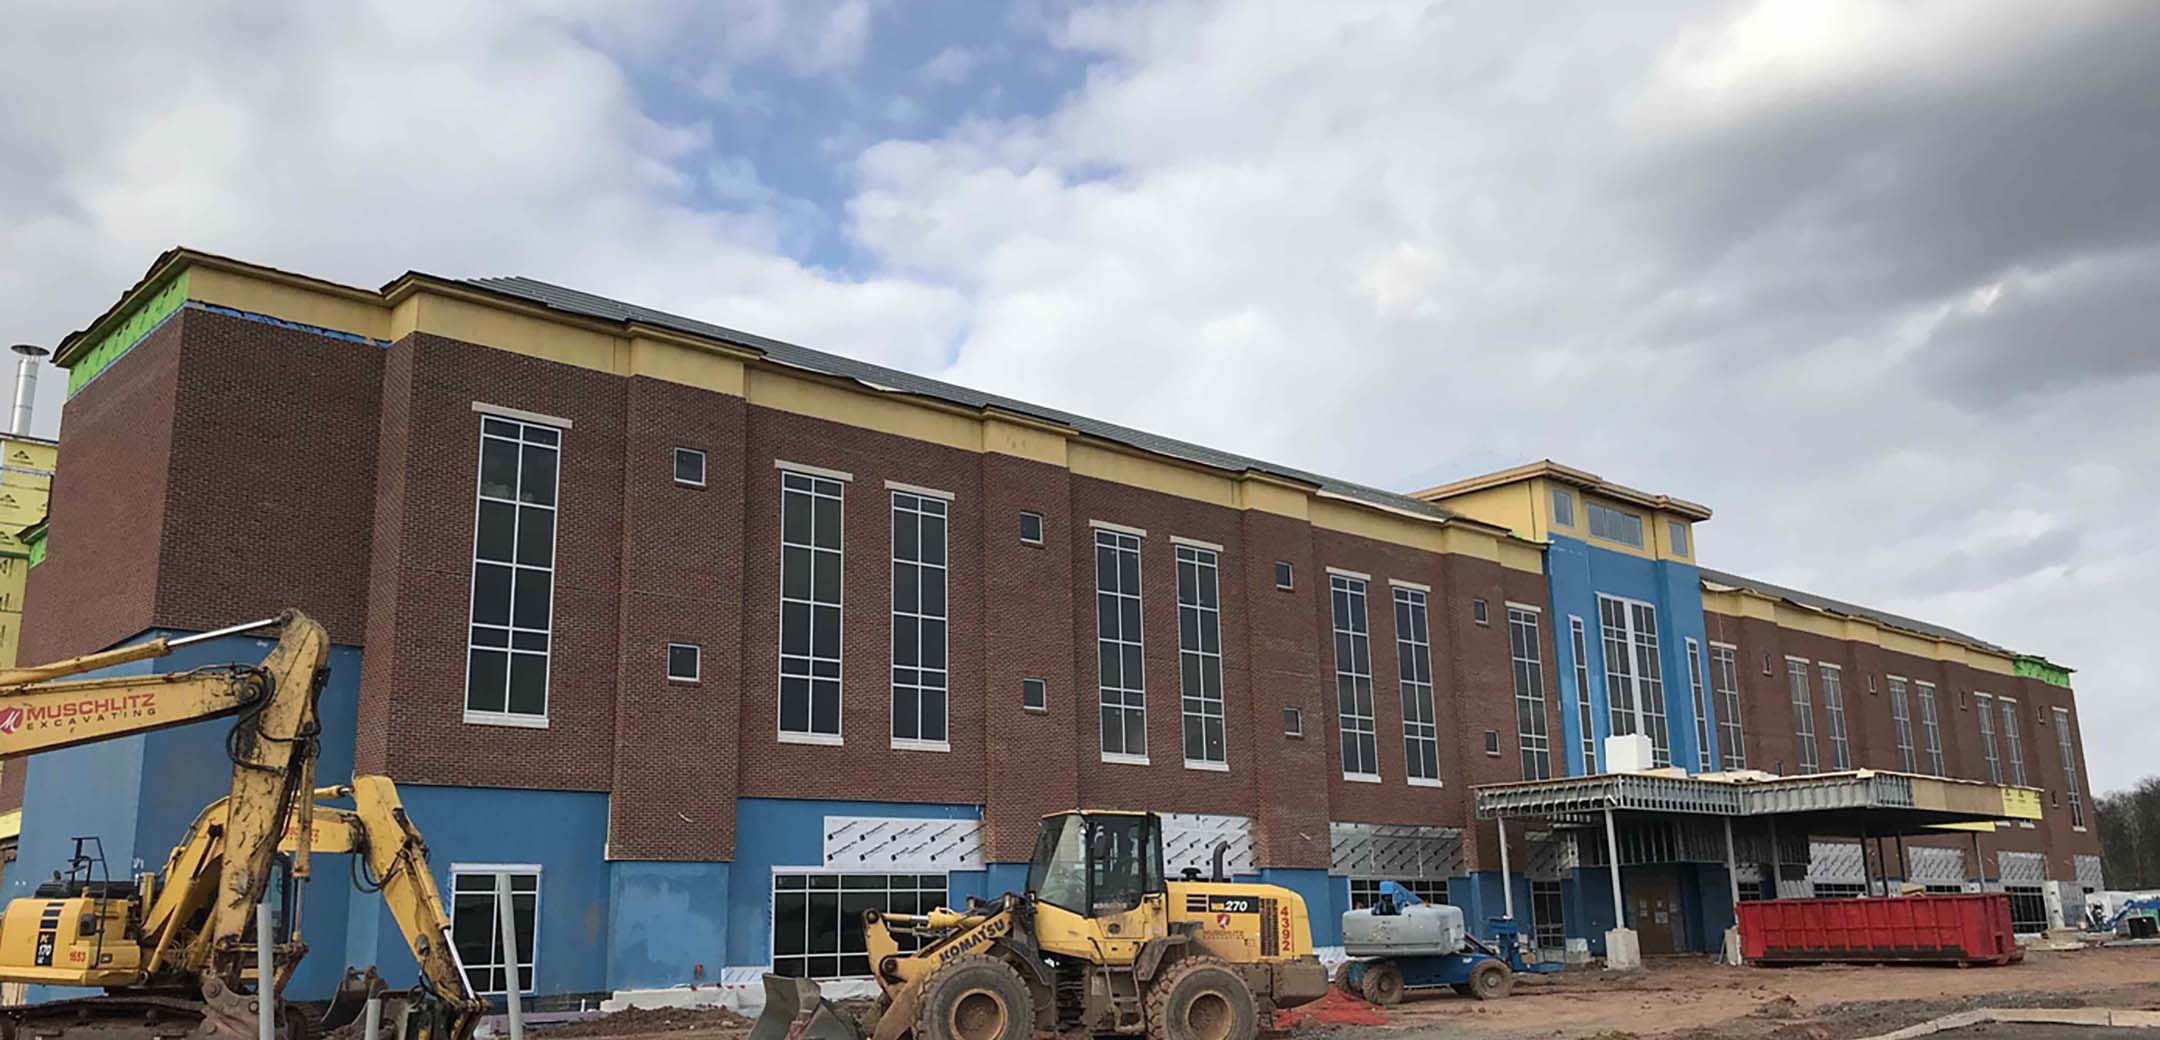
[4,1,2154,791]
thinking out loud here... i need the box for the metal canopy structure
[1471,769,2044,934]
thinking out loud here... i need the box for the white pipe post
[256,902,276,1040]
[1603,808,1624,927]
[362,996,382,1040]
[1768,816,1784,897]
[496,873,524,1040]
[1723,817,1740,907]
[1496,815,1515,922]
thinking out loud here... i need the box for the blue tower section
[1544,536,1715,775]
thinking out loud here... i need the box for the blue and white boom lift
[1336,882,1564,1005]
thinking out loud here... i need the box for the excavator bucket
[749,975,864,1040]
[321,966,385,1032]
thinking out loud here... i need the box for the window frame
[1785,657,1819,773]
[1974,691,2001,784]
[1709,642,1745,769]
[770,869,948,980]
[1585,501,1645,548]
[2054,707,2084,830]
[1283,706,1303,738]
[1887,676,1917,772]
[1347,877,1448,911]
[778,469,847,745]
[1596,594,1669,766]
[1998,696,2026,788]
[1508,604,1551,781]
[1549,487,1575,529]
[449,865,541,996]
[666,642,702,684]
[1330,573,1380,781]
[1916,682,1945,775]
[1570,616,1597,773]
[1685,637,1711,772]
[673,446,707,488]
[1018,511,1045,546]
[1175,543,1227,771]
[1530,879,1565,950]
[1273,560,1294,591]
[1094,528,1149,764]
[890,490,951,752]
[1667,519,1689,557]
[1022,677,1047,713]
[464,415,562,728]
[1471,598,1490,626]
[1395,585,1440,786]
[1820,663,1850,770]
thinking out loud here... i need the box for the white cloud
[919,46,976,84]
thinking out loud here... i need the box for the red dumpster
[1737,894,2022,966]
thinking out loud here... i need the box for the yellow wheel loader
[753,810,1329,1040]
[0,612,485,1040]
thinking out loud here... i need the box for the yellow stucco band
[65,252,1544,573]
[1702,586,2017,676]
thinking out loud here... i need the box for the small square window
[1283,707,1303,737]
[1472,598,1490,626]
[1019,511,1044,545]
[1022,677,1047,711]
[1484,730,1501,756]
[1274,561,1294,590]
[1551,488,1574,528]
[1668,520,1689,556]
[667,643,701,683]
[674,448,707,487]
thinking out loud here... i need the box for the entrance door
[1627,870,1682,955]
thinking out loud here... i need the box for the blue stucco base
[607,862,730,991]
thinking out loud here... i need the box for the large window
[450,868,538,995]
[1974,692,2001,784]
[1095,529,1148,761]
[1531,880,1565,950]
[2006,886,2048,934]
[1686,638,1711,772]
[1917,682,1945,774]
[1710,644,1745,769]
[1586,501,1645,548]
[466,416,560,723]
[1888,677,1917,772]
[1597,595,1668,766]
[1785,658,1819,774]
[1330,574,1378,779]
[1395,586,1439,784]
[1509,606,1551,780]
[1999,697,2026,787]
[2054,707,2084,829]
[1176,544,1226,768]
[772,872,945,979]
[1348,878,1447,910]
[780,471,845,740]
[1570,617,1597,772]
[891,491,949,748]
[1820,664,1850,770]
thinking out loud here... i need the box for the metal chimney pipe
[9,344,49,436]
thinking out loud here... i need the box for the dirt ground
[520,946,2159,1040]
[1333,946,2160,1040]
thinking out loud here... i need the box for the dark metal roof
[465,275,1462,524]
[1699,567,2009,654]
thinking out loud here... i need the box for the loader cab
[1025,811,1166,962]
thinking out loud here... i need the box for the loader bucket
[750,975,864,1040]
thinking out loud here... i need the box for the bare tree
[2096,777,2160,890]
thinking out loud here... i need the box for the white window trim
[1330,574,1380,781]
[1570,615,1598,772]
[1507,605,1552,780]
[667,642,701,684]
[890,490,949,748]
[1686,636,1711,773]
[673,447,708,488]
[1395,584,1440,784]
[1273,562,1295,590]
[1282,707,1304,737]
[1088,518,1148,537]
[1021,678,1048,713]
[884,479,954,501]
[1183,759,1229,773]
[1596,592,1668,766]
[449,864,542,996]
[1325,566,1372,581]
[891,737,952,753]
[1019,511,1045,546]
[1342,771,1382,784]
[1503,600,1543,613]
[1095,528,1149,760]
[1175,543,1227,770]
[471,401,573,428]
[465,413,560,726]
[1785,654,1811,664]
[1169,535,1224,552]
[1101,751,1151,767]
[1406,776,1443,788]
[774,459,855,482]
[1711,641,1739,651]
[778,469,846,743]
[1388,577,1431,593]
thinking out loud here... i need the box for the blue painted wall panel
[1258,869,1336,947]
[607,862,730,991]
[1544,536,1711,774]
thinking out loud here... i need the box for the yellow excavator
[755,809,1330,1040]
[0,612,484,1040]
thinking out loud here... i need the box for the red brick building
[3,250,2100,999]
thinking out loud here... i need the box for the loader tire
[1467,959,1513,1000]
[1357,962,1405,1007]
[913,955,1032,1040]
[1146,956,1257,1040]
